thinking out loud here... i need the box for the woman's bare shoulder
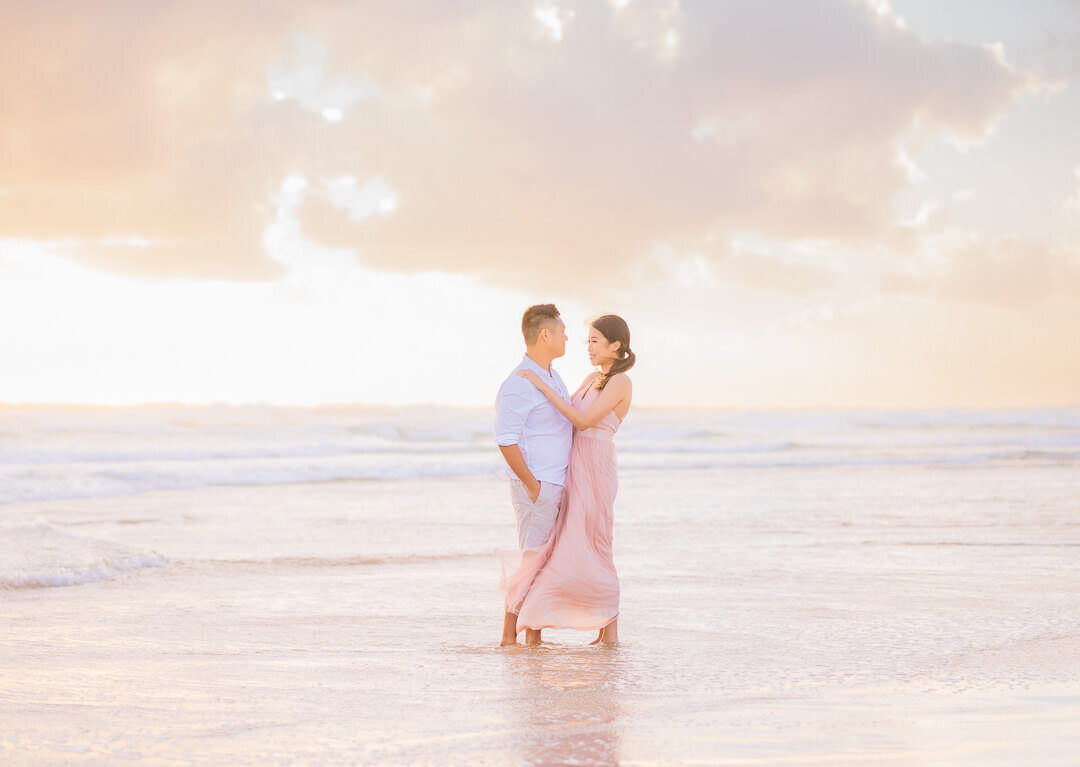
[578,372,600,389]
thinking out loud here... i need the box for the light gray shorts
[510,479,565,550]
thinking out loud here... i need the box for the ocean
[2,404,1079,765]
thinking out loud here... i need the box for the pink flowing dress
[502,386,623,632]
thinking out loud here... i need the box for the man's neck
[525,349,553,374]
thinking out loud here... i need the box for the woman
[502,314,635,645]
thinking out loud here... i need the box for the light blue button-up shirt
[494,355,573,485]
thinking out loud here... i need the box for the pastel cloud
[0,0,1028,287]
[883,230,1080,307]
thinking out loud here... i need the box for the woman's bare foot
[588,629,604,645]
[600,619,618,644]
[524,629,542,646]
[500,636,519,647]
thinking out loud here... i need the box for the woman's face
[586,326,621,367]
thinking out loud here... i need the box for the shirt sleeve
[495,381,534,446]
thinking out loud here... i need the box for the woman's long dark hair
[591,314,635,391]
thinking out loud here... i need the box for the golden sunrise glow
[1,0,1079,408]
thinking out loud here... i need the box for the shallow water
[2,406,1080,764]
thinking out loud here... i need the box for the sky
[1,0,1079,408]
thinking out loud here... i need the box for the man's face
[547,318,568,358]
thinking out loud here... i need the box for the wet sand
[2,463,1079,765]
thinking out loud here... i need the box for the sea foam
[1,404,1078,504]
[0,521,167,589]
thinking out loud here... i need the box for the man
[495,303,572,646]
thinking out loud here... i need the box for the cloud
[0,0,1028,286]
[630,236,839,295]
[882,229,1080,306]
[1065,165,1080,222]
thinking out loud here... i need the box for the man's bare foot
[524,629,542,646]
[501,611,519,647]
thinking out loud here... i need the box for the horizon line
[2,400,1078,413]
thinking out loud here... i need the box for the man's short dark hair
[522,304,560,345]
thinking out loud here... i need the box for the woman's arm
[518,371,630,430]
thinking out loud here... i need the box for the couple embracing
[495,304,635,646]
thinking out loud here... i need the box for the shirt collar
[521,354,555,379]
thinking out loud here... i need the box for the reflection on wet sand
[500,642,628,766]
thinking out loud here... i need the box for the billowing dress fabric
[502,387,622,632]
